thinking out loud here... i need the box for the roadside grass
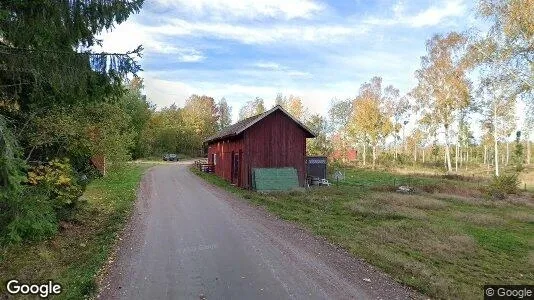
[0,164,152,299]
[191,166,534,299]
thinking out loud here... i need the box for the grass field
[0,163,152,299]
[192,167,534,299]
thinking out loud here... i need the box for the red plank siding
[207,137,244,184]
[242,110,307,188]
[207,108,311,189]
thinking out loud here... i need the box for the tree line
[200,0,533,178]
[0,1,146,243]
[0,0,531,244]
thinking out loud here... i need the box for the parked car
[163,154,178,161]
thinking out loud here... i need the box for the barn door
[232,152,240,184]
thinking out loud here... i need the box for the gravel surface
[98,162,421,300]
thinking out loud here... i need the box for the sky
[98,0,480,122]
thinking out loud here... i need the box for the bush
[27,158,83,219]
[1,186,58,243]
[487,174,520,199]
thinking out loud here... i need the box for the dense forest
[0,0,532,245]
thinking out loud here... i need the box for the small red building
[205,105,316,188]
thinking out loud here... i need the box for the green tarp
[252,168,299,191]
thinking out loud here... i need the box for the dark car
[163,154,178,161]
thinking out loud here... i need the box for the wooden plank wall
[207,137,244,183]
[243,110,307,188]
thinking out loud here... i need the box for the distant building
[204,105,316,188]
[330,134,358,163]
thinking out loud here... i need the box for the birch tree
[469,0,533,104]
[385,88,410,159]
[239,97,265,120]
[217,97,232,130]
[479,74,517,176]
[286,95,308,122]
[412,32,471,173]
[349,77,393,169]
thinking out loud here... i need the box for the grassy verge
[191,166,534,299]
[0,163,152,299]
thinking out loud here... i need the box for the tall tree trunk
[466,148,469,168]
[394,137,398,160]
[403,127,407,154]
[422,148,425,163]
[494,136,500,176]
[493,104,500,177]
[372,145,377,169]
[444,125,453,172]
[460,147,463,168]
[455,142,459,172]
[414,146,417,162]
[484,145,487,165]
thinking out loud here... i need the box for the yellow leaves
[27,158,74,187]
[57,174,71,185]
[27,171,40,185]
[349,77,394,144]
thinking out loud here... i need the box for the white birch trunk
[422,148,425,163]
[372,145,377,169]
[444,126,453,172]
[493,103,500,176]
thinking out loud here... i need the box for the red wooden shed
[205,105,316,188]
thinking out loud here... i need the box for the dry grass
[433,193,504,207]
[419,183,484,198]
[506,211,534,223]
[529,252,534,267]
[346,201,429,220]
[452,211,506,226]
[371,192,449,210]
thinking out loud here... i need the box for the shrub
[1,186,58,243]
[27,158,83,219]
[487,173,520,199]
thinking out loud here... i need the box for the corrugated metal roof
[204,105,316,143]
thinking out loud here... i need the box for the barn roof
[205,105,316,143]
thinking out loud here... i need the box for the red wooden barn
[205,105,316,188]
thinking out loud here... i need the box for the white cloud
[143,76,194,108]
[364,0,466,28]
[253,61,312,77]
[96,21,205,62]
[409,0,466,27]
[150,19,368,45]
[153,0,325,21]
[254,62,282,70]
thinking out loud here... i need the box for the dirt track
[98,162,419,299]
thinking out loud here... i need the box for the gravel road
[98,162,419,300]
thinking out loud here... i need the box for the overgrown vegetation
[0,1,148,246]
[192,166,534,299]
[0,164,151,299]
